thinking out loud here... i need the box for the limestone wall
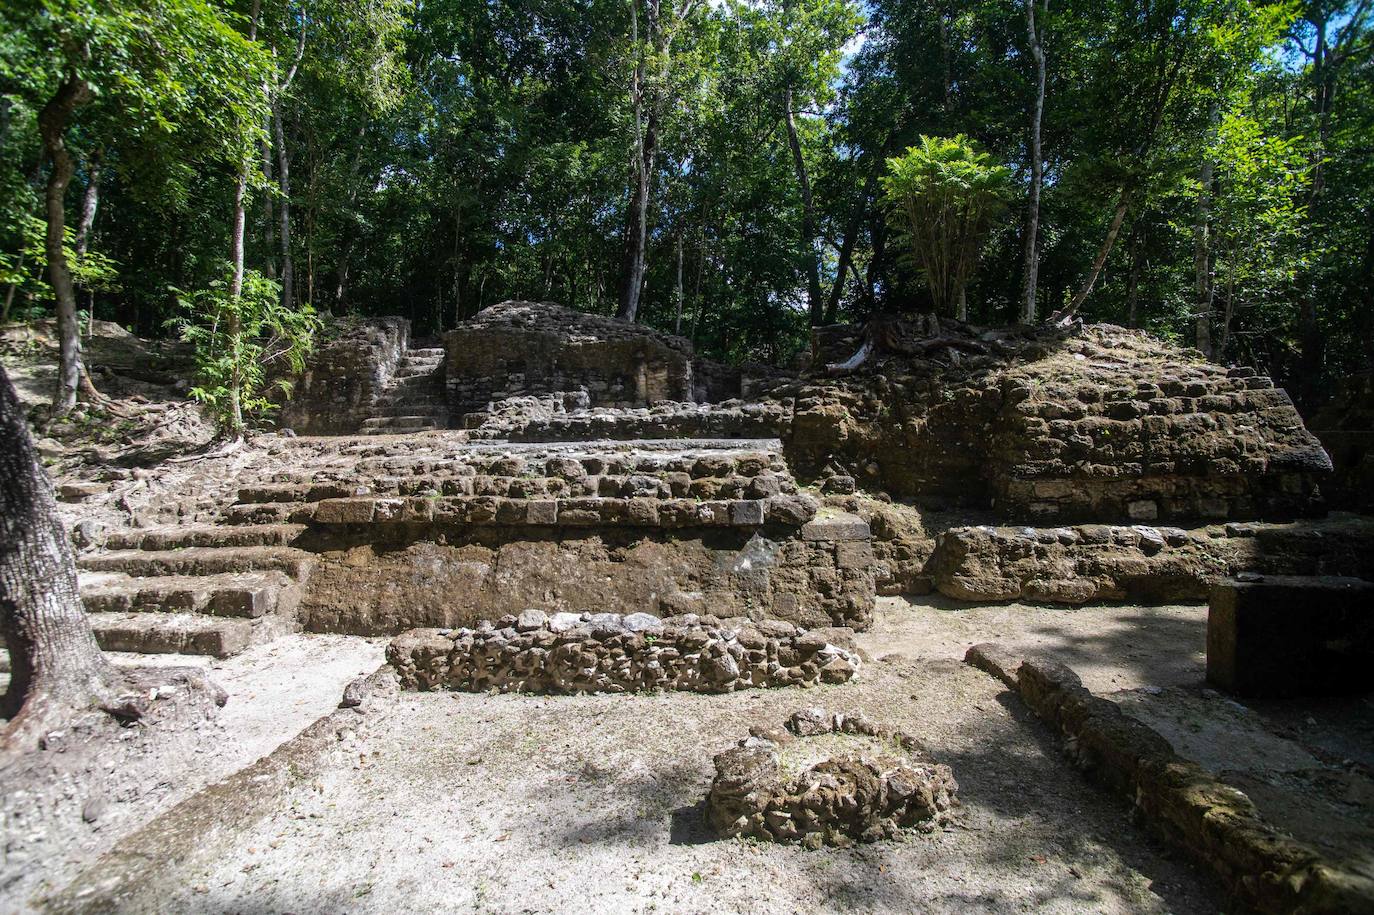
[294,516,874,635]
[784,323,1332,523]
[444,301,695,412]
[279,318,409,434]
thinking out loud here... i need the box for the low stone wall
[707,708,959,848]
[386,612,861,694]
[965,645,1374,915]
[279,318,409,434]
[924,517,1374,605]
[501,401,789,443]
[1207,575,1374,697]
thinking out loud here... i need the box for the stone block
[1207,575,1374,696]
[1127,499,1159,521]
[835,541,874,570]
[526,500,558,525]
[801,512,870,542]
[314,498,377,524]
[729,500,765,526]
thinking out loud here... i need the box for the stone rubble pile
[386,611,861,695]
[707,708,959,848]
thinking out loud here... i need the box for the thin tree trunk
[3,253,24,324]
[1297,11,1331,395]
[1193,102,1217,357]
[260,127,276,281]
[0,363,124,740]
[226,0,263,436]
[275,105,294,308]
[616,0,660,323]
[73,152,101,263]
[1060,188,1130,318]
[674,230,684,335]
[1124,224,1144,327]
[1021,0,1048,324]
[38,76,94,415]
[824,185,870,325]
[784,83,823,326]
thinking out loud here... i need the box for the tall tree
[1020,0,1048,324]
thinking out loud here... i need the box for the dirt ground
[41,599,1232,915]
[0,635,383,908]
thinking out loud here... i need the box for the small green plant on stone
[168,269,321,438]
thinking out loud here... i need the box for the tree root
[1,666,226,757]
[824,313,989,375]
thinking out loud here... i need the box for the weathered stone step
[78,546,315,580]
[308,493,814,527]
[375,394,447,408]
[80,570,293,618]
[361,424,444,435]
[393,366,442,379]
[87,612,288,658]
[361,416,441,430]
[105,524,307,551]
[406,347,445,358]
[236,483,359,505]
[226,502,314,525]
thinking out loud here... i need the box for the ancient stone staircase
[359,346,449,434]
[75,524,313,658]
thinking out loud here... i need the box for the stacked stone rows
[386,610,861,695]
[707,708,959,848]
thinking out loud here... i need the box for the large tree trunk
[616,0,660,323]
[784,84,824,326]
[1020,0,1048,324]
[38,76,95,416]
[0,364,126,744]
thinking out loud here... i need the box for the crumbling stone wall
[279,318,409,434]
[444,301,695,413]
[782,323,1331,523]
[386,612,860,694]
[707,708,959,848]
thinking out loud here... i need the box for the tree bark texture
[275,105,294,308]
[616,0,661,323]
[0,364,122,736]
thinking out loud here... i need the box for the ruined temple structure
[66,300,1362,663]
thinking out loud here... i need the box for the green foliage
[0,0,1370,402]
[168,270,320,435]
[880,135,1011,315]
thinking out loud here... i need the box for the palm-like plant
[881,135,1011,317]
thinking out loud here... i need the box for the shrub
[168,270,321,437]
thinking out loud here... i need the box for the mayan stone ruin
[5,300,1374,914]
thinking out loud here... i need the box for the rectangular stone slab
[1207,575,1374,697]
